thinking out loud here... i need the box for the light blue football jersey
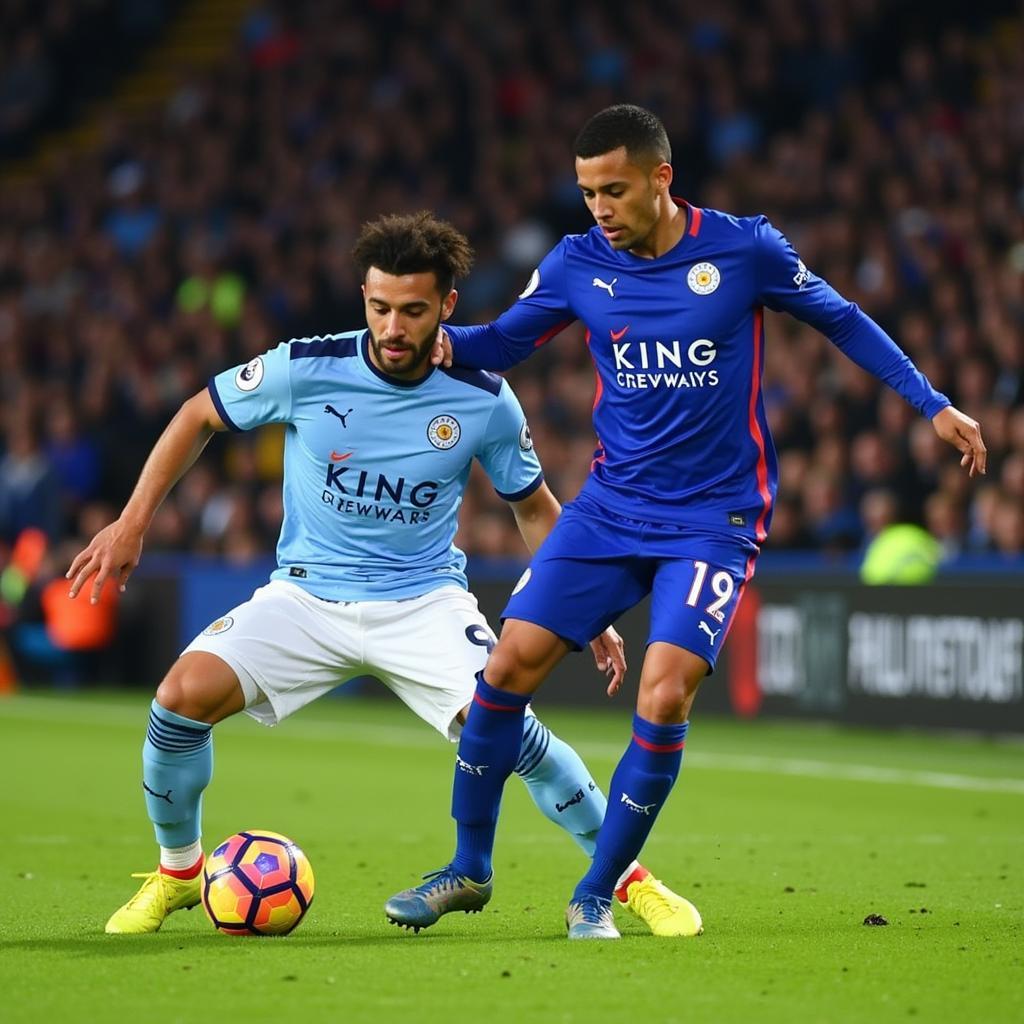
[208,330,542,601]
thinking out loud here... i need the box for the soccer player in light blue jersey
[388,106,988,939]
[68,212,699,937]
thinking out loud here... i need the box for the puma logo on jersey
[324,404,353,427]
[699,621,722,645]
[592,276,617,297]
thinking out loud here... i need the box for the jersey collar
[359,330,437,389]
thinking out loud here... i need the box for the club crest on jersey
[427,414,461,450]
[519,268,540,299]
[687,262,721,295]
[202,616,234,636]
[519,420,533,451]
[235,357,264,391]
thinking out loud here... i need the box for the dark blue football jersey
[447,201,949,542]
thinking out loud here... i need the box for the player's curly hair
[574,104,671,168]
[353,211,474,295]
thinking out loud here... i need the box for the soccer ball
[202,830,315,936]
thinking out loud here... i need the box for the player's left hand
[932,406,987,478]
[589,626,626,698]
[430,326,453,367]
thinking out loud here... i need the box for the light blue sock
[514,715,608,858]
[142,699,213,848]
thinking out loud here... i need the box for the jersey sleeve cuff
[495,471,544,503]
[207,377,242,432]
[922,393,951,419]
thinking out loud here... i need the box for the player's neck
[628,199,686,260]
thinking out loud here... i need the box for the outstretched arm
[67,389,226,603]
[509,483,626,696]
[755,218,986,476]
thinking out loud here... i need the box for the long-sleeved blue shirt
[448,202,949,543]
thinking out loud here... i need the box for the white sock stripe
[159,839,203,870]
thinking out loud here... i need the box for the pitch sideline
[3,695,1023,796]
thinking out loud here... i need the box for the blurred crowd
[0,0,176,158]
[1,0,1022,601]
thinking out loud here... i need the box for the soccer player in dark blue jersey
[385,105,986,939]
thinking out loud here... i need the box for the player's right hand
[590,625,626,698]
[430,326,453,367]
[66,519,144,605]
[932,405,986,477]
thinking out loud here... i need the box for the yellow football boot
[617,870,704,937]
[105,869,202,934]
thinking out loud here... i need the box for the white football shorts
[182,580,500,740]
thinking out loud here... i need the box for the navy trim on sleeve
[207,377,242,432]
[496,471,545,503]
[290,334,359,360]
[441,365,503,396]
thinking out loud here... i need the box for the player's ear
[653,161,673,194]
[441,289,458,320]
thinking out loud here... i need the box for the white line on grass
[3,696,1023,795]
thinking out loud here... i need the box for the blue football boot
[385,865,492,933]
[565,895,621,939]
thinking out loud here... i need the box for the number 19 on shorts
[684,560,735,624]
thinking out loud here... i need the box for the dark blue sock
[450,672,529,881]
[573,714,688,902]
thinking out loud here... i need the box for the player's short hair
[353,211,474,295]
[574,104,671,168]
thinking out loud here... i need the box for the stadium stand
[0,0,1020,579]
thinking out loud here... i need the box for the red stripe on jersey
[632,733,686,753]
[585,329,606,469]
[473,692,523,712]
[534,318,574,348]
[748,308,772,542]
[585,330,604,411]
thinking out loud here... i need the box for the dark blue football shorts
[502,492,759,671]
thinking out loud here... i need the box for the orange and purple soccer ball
[202,830,315,936]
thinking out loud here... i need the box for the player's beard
[368,314,441,380]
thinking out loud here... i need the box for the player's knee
[155,661,226,724]
[154,671,188,717]
[483,637,549,693]
[482,642,525,690]
[641,676,700,723]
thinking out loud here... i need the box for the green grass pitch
[1,691,1021,1023]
